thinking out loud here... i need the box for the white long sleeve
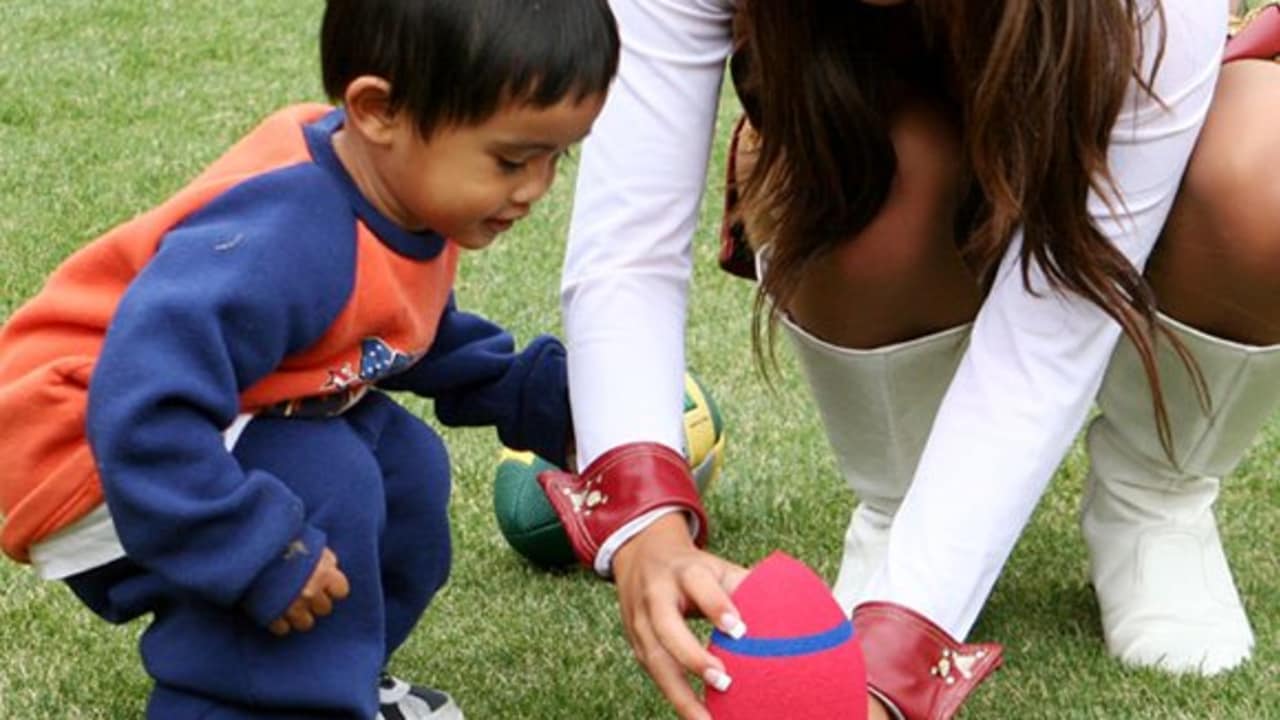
[861,0,1228,637]
[563,0,735,468]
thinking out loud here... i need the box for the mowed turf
[0,2,1276,718]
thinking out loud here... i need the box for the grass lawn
[1,2,1276,718]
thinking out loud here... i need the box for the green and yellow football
[493,372,725,568]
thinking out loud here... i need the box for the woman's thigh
[1150,59,1280,345]
[779,98,981,349]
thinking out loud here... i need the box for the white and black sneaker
[376,673,464,720]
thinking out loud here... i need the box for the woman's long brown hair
[741,0,1201,455]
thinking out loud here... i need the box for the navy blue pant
[66,392,452,719]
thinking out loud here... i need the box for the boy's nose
[511,159,556,205]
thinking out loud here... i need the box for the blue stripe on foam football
[710,620,853,658]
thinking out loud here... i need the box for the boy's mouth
[485,211,526,234]
[484,218,515,234]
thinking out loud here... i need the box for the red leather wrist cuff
[853,601,1003,720]
[537,442,709,572]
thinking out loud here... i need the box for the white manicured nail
[704,667,733,692]
[720,612,747,639]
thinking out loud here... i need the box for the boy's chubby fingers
[308,590,334,618]
[285,603,316,633]
[315,548,351,601]
[325,566,351,601]
[266,546,347,636]
[268,618,291,637]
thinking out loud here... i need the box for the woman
[544,1,1276,718]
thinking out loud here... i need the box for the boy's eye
[496,156,526,173]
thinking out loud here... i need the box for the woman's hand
[612,513,749,720]
[268,546,350,636]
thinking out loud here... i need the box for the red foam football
[706,552,867,719]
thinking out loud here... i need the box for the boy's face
[375,94,606,250]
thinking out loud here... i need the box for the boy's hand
[268,547,350,636]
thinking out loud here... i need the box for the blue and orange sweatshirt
[0,104,569,624]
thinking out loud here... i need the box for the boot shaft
[783,317,970,511]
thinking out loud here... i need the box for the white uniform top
[563,0,1226,637]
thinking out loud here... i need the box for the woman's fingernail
[720,612,747,639]
[704,667,733,692]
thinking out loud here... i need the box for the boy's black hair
[321,0,619,136]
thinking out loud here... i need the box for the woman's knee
[1167,61,1280,277]
[828,99,965,283]
[787,100,978,347]
[1152,61,1280,342]
[743,98,964,285]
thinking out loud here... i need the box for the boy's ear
[342,76,401,146]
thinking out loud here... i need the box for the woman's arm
[559,3,748,719]
[563,0,735,468]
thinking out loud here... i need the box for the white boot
[1083,314,1280,675]
[783,318,969,614]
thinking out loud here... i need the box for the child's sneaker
[376,673,464,720]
